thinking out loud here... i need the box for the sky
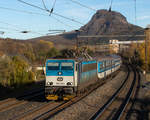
[0,0,150,40]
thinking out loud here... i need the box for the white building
[109,39,144,53]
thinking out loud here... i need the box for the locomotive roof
[95,54,120,60]
[46,55,121,62]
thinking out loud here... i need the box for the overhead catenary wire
[48,30,65,32]
[52,12,84,25]
[0,19,69,36]
[0,20,44,35]
[42,0,57,16]
[0,26,30,34]
[50,0,57,15]
[109,0,114,12]
[17,0,84,25]
[42,0,48,10]
[52,16,77,28]
[134,0,137,24]
[0,6,47,16]
[52,0,57,9]
[0,6,76,29]
[0,20,23,30]
[0,26,22,32]
[68,0,97,12]
[0,21,29,33]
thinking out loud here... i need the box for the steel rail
[34,70,120,120]
[13,101,63,120]
[35,93,94,120]
[112,67,137,120]
[89,65,130,120]
[0,90,44,113]
[28,74,111,120]
[0,86,44,111]
[125,67,141,119]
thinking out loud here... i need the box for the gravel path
[51,66,127,120]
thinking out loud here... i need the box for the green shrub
[0,56,35,88]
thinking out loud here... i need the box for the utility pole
[75,30,80,57]
[145,25,150,81]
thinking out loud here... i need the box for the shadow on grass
[0,81,45,102]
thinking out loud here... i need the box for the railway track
[0,88,44,114]
[14,84,102,120]
[13,72,118,120]
[0,66,126,120]
[89,65,140,120]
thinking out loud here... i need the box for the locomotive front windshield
[47,62,74,71]
[47,63,59,70]
[61,62,73,70]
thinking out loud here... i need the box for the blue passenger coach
[97,55,121,79]
[77,60,98,92]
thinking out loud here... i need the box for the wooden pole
[145,26,150,81]
[75,30,79,57]
[145,27,150,71]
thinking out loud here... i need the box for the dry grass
[146,73,150,82]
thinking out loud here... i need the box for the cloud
[137,16,150,20]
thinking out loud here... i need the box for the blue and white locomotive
[45,59,77,100]
[45,55,121,100]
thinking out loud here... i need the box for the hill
[29,9,144,44]
[79,9,144,43]
[0,9,145,56]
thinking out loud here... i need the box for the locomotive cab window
[100,63,104,69]
[61,62,73,70]
[47,63,59,70]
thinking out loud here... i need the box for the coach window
[61,62,73,70]
[47,63,59,70]
[103,61,106,68]
[100,63,103,69]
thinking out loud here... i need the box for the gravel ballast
[51,67,127,120]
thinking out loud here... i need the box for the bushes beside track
[0,56,35,88]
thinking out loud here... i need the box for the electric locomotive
[45,59,78,100]
[45,55,121,101]
[45,59,98,100]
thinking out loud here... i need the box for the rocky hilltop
[79,9,144,42]
[29,9,144,44]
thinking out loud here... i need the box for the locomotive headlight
[58,72,62,75]
[67,82,72,86]
[47,82,53,85]
[47,82,50,85]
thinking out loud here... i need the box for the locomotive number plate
[57,77,63,81]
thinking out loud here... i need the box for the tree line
[0,39,86,89]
